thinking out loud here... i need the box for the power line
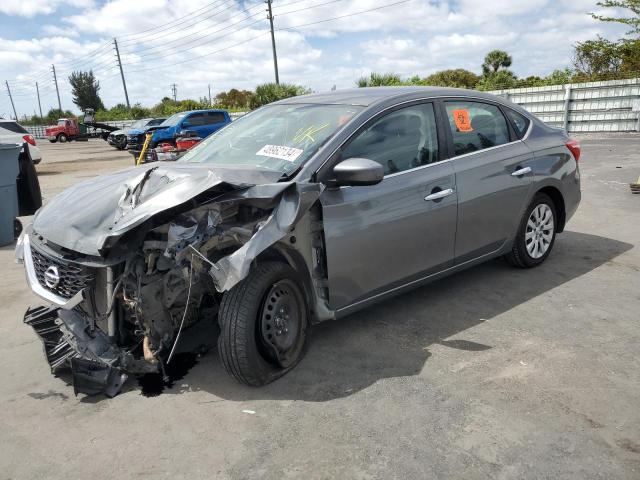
[119,14,266,62]
[117,0,237,46]
[119,0,413,75]
[277,0,412,31]
[117,0,231,42]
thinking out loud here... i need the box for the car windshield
[57,120,66,126]
[160,112,187,127]
[130,119,150,129]
[179,104,362,175]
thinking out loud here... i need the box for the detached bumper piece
[24,306,128,398]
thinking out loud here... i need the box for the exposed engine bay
[18,163,328,396]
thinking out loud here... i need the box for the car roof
[274,86,509,107]
[181,109,228,114]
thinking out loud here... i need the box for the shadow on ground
[76,231,632,402]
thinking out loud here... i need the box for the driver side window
[339,103,439,176]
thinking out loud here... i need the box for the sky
[0,0,630,118]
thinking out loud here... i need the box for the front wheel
[218,262,309,386]
[57,133,68,143]
[505,192,557,268]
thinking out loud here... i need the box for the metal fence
[490,78,640,133]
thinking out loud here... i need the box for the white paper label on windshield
[256,144,303,162]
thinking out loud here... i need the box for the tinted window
[187,113,206,126]
[0,121,28,134]
[444,101,510,156]
[340,103,439,176]
[505,108,530,138]
[205,112,226,124]
[148,118,165,126]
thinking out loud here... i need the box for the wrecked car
[16,87,581,396]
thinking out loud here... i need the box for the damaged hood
[33,162,284,256]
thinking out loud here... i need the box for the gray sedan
[17,87,580,394]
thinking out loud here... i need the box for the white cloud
[0,0,90,17]
[0,0,631,118]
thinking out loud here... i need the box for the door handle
[511,166,532,177]
[424,188,454,201]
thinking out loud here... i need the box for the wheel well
[538,186,566,232]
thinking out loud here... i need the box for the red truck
[46,118,82,143]
[45,112,119,143]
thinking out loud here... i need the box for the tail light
[23,134,36,146]
[566,139,580,162]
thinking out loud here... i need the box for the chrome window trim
[318,94,534,186]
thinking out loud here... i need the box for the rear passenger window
[187,114,206,126]
[340,103,439,176]
[205,112,226,124]
[505,108,530,138]
[444,101,510,156]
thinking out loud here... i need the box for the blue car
[128,109,231,153]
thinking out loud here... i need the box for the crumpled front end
[17,164,326,397]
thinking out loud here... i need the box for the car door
[441,99,534,264]
[181,112,206,137]
[320,102,458,311]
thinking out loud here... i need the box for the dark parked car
[17,87,580,396]
[107,118,166,150]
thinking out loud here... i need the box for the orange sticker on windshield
[453,109,473,132]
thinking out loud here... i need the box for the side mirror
[181,121,192,128]
[332,158,383,187]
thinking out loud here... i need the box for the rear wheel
[218,262,309,386]
[505,192,557,268]
[57,133,68,143]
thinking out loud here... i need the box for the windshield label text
[256,145,304,162]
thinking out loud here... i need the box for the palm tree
[482,50,513,75]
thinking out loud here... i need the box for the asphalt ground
[0,135,639,479]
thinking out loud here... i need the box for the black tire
[218,261,309,386]
[58,133,68,143]
[505,192,557,268]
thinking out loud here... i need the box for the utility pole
[36,82,43,118]
[5,81,18,120]
[113,38,131,108]
[52,64,62,111]
[266,0,280,85]
[208,84,212,106]
[171,83,177,102]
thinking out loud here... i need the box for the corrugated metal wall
[490,78,640,132]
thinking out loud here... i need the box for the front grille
[31,246,95,299]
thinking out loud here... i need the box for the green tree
[68,70,104,112]
[573,36,623,78]
[216,88,255,109]
[481,50,513,75]
[591,0,640,36]
[356,72,403,87]
[422,69,480,88]
[618,38,640,73]
[250,83,310,108]
[476,70,519,90]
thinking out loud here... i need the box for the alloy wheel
[525,203,554,259]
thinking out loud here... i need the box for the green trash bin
[0,144,20,246]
